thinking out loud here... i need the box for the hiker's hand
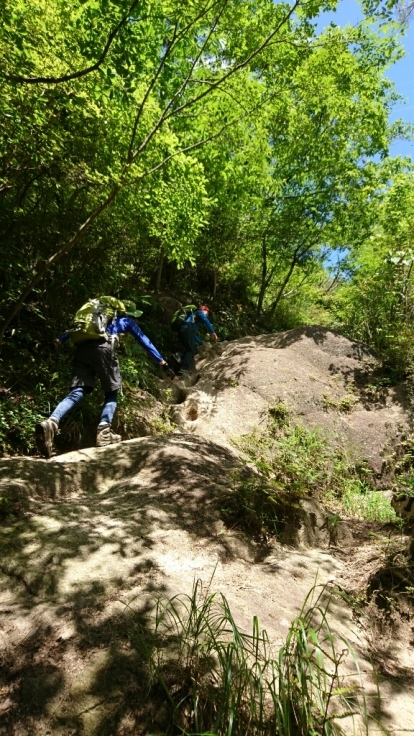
[161,362,177,380]
[211,332,218,342]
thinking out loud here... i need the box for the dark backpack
[171,304,197,332]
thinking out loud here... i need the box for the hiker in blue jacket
[36,299,175,458]
[176,305,218,374]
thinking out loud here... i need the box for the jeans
[50,387,118,426]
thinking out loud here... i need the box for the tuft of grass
[149,412,178,435]
[128,579,368,736]
[340,480,397,522]
[233,409,343,497]
[322,392,359,413]
[222,475,301,541]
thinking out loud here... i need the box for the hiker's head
[123,299,143,319]
[198,305,211,315]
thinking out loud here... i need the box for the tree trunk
[267,256,299,318]
[257,238,279,317]
[257,236,267,317]
[267,239,318,318]
[213,267,218,299]
[155,249,164,294]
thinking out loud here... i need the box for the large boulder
[172,326,413,482]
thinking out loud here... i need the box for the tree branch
[160,0,302,125]
[126,19,180,161]
[160,0,230,121]
[2,0,141,84]
[129,0,227,161]
[130,0,303,161]
[131,101,266,184]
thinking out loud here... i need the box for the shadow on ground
[0,434,280,735]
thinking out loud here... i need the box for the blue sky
[317,0,414,160]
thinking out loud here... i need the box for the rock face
[173,326,413,482]
[1,327,414,735]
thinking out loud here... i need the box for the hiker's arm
[197,311,217,339]
[47,332,69,347]
[122,317,165,362]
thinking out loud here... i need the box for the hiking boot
[36,418,59,458]
[96,424,122,448]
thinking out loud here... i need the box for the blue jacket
[60,316,164,362]
[107,316,164,362]
[183,309,216,345]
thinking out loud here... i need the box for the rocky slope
[174,325,414,482]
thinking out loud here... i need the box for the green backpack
[171,304,197,332]
[69,296,126,344]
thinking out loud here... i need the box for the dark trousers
[179,324,199,369]
[50,339,121,426]
[70,339,122,391]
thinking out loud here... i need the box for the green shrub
[0,394,46,455]
[119,338,160,394]
[233,408,348,499]
[230,408,396,527]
